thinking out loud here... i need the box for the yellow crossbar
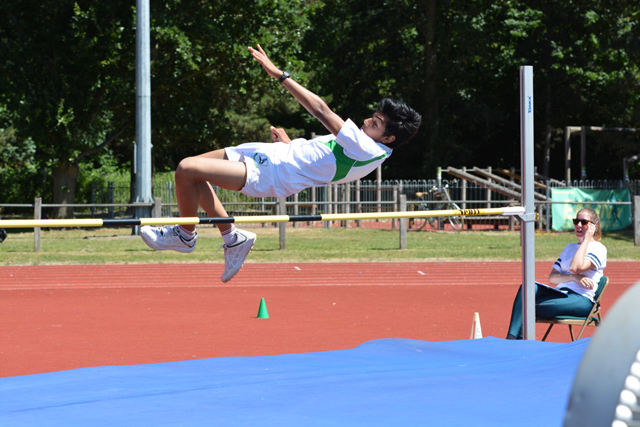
[0,207,524,228]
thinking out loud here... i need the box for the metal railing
[2,176,639,251]
[2,176,638,231]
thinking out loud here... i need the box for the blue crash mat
[0,337,588,426]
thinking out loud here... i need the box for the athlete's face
[362,112,395,144]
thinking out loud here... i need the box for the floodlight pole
[519,66,536,340]
[134,0,153,227]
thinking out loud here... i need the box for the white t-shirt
[225,119,392,197]
[553,241,607,300]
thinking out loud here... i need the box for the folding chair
[536,276,610,342]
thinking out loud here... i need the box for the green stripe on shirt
[321,140,388,182]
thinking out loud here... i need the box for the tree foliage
[302,0,640,179]
[0,0,319,213]
[0,119,38,203]
[147,0,320,168]
[0,1,135,215]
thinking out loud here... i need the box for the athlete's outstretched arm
[249,44,345,136]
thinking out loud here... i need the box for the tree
[302,0,640,180]
[0,1,319,215]
[1,0,637,208]
[489,0,640,179]
[0,1,135,217]
[0,114,38,204]
[146,0,320,169]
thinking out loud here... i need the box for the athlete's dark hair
[376,98,422,149]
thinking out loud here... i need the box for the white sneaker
[140,225,197,253]
[220,229,256,282]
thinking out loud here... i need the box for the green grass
[0,227,637,265]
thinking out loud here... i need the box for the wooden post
[461,167,467,210]
[486,166,492,210]
[34,197,41,252]
[324,185,332,229]
[376,166,382,214]
[545,181,551,233]
[153,197,162,219]
[508,167,515,231]
[392,186,398,230]
[355,180,362,228]
[565,126,572,182]
[278,197,286,250]
[308,187,316,226]
[537,203,543,231]
[634,196,640,246]
[292,193,299,228]
[168,182,173,217]
[399,194,407,249]
[581,126,587,180]
[334,185,339,226]
[463,166,469,230]
[343,182,351,229]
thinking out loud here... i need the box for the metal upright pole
[134,0,153,229]
[520,66,536,340]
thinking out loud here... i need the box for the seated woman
[506,207,607,340]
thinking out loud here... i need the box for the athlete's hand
[270,126,291,143]
[248,44,282,79]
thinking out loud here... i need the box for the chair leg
[542,324,554,341]
[575,319,596,340]
[569,325,575,341]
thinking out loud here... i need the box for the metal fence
[3,176,637,233]
[2,176,638,233]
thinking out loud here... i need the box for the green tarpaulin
[551,188,631,231]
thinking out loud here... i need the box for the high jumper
[140,44,422,282]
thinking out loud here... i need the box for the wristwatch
[278,71,291,84]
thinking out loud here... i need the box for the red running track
[1,261,638,377]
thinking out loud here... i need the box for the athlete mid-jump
[141,44,421,282]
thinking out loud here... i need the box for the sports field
[2,260,637,377]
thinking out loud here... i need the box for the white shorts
[225,143,289,198]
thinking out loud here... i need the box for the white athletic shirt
[227,119,392,197]
[553,241,607,300]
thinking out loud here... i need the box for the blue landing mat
[0,337,588,427]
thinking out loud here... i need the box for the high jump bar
[0,207,524,228]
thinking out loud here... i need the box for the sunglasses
[572,218,592,226]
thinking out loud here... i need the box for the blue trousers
[507,283,593,339]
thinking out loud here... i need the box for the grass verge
[0,227,637,265]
